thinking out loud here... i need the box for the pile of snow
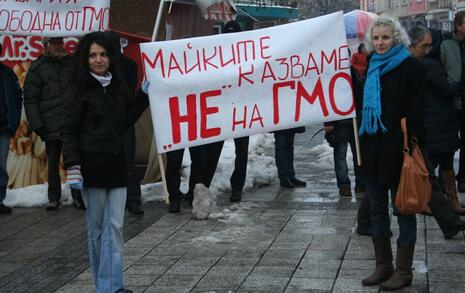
[192,184,216,220]
[192,202,263,244]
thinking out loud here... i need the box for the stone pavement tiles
[1,128,464,292]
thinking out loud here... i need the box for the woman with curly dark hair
[61,31,149,293]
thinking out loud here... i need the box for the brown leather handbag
[395,118,432,215]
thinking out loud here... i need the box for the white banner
[0,0,110,36]
[140,12,355,153]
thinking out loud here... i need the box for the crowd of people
[0,13,465,292]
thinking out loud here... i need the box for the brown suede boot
[362,234,394,286]
[442,169,465,215]
[381,242,415,291]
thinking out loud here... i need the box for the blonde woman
[359,16,425,291]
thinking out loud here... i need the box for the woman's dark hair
[72,31,124,91]
[357,43,365,53]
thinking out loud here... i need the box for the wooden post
[352,117,362,166]
[151,0,170,204]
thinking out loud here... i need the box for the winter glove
[66,165,83,190]
[141,80,150,94]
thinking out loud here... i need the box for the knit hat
[42,37,63,47]
[223,20,242,33]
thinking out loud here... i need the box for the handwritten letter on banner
[0,0,110,36]
[140,12,355,153]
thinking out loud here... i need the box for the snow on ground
[4,133,279,208]
[191,201,264,245]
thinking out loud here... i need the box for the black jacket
[61,75,149,169]
[0,63,22,136]
[23,55,73,141]
[359,56,425,185]
[420,57,459,154]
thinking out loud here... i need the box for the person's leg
[356,192,371,235]
[187,145,207,200]
[71,189,85,210]
[333,126,351,196]
[0,134,11,213]
[124,126,143,214]
[440,152,465,214]
[98,187,126,293]
[45,140,62,209]
[362,180,393,286]
[81,188,106,289]
[230,136,249,192]
[456,109,465,190]
[348,126,365,192]
[274,131,293,187]
[165,149,185,212]
[287,132,296,179]
[203,141,224,187]
[381,185,416,290]
[230,136,249,201]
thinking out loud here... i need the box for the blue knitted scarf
[359,45,411,135]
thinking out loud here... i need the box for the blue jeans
[82,187,127,293]
[366,181,416,245]
[332,125,364,188]
[0,133,9,203]
[274,131,295,181]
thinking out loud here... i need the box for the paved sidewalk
[0,128,464,293]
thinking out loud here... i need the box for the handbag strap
[400,117,409,154]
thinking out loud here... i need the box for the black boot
[230,190,242,202]
[356,193,372,236]
[127,202,144,215]
[169,192,182,213]
[280,178,295,188]
[290,177,307,187]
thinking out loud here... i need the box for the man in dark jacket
[105,31,144,215]
[324,67,365,197]
[24,37,84,211]
[0,44,23,214]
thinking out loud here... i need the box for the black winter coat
[420,57,459,154]
[0,63,23,136]
[359,56,425,185]
[23,55,73,141]
[61,75,149,170]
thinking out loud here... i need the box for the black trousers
[45,140,81,202]
[230,136,249,192]
[165,145,208,200]
[124,126,142,205]
[45,140,62,202]
[274,131,295,181]
[456,109,465,182]
[202,137,249,193]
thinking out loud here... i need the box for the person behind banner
[324,69,365,198]
[358,16,425,291]
[23,36,85,211]
[61,31,149,293]
[194,20,251,203]
[0,43,23,214]
[274,127,307,188]
[105,31,144,216]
